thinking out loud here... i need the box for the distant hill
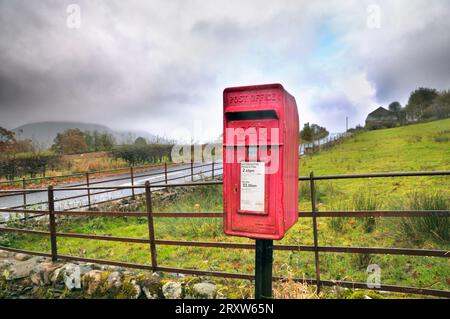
[12,121,157,148]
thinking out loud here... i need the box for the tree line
[50,129,115,154]
[0,126,175,180]
[386,87,450,124]
[299,123,329,143]
[0,127,59,180]
[50,128,174,165]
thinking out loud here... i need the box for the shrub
[0,152,60,180]
[350,253,373,270]
[298,181,326,203]
[327,200,352,233]
[400,192,449,243]
[112,144,173,166]
[352,192,378,233]
[406,135,422,144]
[51,129,88,154]
[299,182,312,200]
[273,277,318,299]
[432,130,450,143]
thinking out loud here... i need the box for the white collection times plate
[240,162,265,212]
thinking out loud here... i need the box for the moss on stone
[0,276,8,298]
[339,289,384,299]
[138,276,164,299]
[114,281,139,299]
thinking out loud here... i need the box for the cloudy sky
[1,0,449,142]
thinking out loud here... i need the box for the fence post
[164,162,168,185]
[48,186,58,262]
[145,181,158,272]
[22,177,28,220]
[190,160,194,182]
[130,166,135,200]
[310,171,321,294]
[212,159,215,179]
[86,172,91,210]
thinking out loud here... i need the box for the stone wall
[0,249,223,299]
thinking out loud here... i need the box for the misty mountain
[12,121,157,149]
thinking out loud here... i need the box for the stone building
[365,107,398,129]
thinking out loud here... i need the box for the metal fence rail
[0,170,449,298]
[0,160,221,187]
[0,161,181,186]
[0,161,223,212]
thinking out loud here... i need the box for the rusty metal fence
[0,170,449,298]
[0,161,182,187]
[300,132,349,155]
[0,161,220,213]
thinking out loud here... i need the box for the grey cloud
[311,92,359,128]
[0,0,217,132]
[362,5,450,104]
[312,93,357,114]
[0,0,449,137]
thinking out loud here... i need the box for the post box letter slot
[225,110,278,121]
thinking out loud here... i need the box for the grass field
[2,119,449,298]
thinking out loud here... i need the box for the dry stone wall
[0,249,223,299]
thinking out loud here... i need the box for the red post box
[223,83,299,240]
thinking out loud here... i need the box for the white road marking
[118,169,204,187]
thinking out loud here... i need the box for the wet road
[0,162,223,220]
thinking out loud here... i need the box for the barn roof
[368,107,393,117]
[365,106,398,122]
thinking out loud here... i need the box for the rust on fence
[47,186,57,262]
[0,162,222,220]
[22,177,27,212]
[130,166,135,200]
[0,242,448,298]
[299,210,450,218]
[0,169,449,298]
[145,181,158,271]
[1,223,447,258]
[164,162,168,184]
[0,161,185,187]
[309,172,321,293]
[85,172,91,210]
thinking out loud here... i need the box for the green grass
[2,119,450,297]
[400,192,450,243]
